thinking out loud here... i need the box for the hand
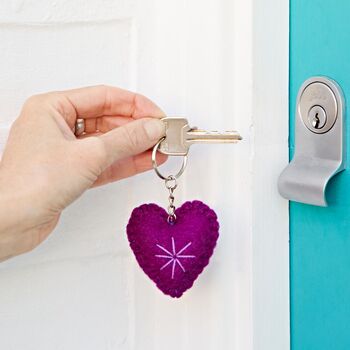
[0,85,166,260]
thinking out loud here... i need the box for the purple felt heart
[126,200,219,298]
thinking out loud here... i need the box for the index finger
[57,85,165,120]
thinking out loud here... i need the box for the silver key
[158,117,242,156]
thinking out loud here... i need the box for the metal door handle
[278,76,346,206]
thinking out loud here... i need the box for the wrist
[0,167,60,259]
[0,171,36,237]
[0,177,44,259]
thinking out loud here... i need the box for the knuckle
[99,85,113,113]
[22,95,42,111]
[24,93,47,107]
[98,84,110,90]
[23,92,58,113]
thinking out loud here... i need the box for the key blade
[158,117,242,156]
[185,129,242,144]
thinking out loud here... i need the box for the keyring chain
[152,137,188,225]
[165,175,177,224]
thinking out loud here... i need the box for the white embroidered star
[155,237,196,279]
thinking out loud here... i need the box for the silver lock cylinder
[278,76,345,206]
[300,81,338,133]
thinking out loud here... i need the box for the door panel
[0,0,290,349]
[290,1,350,349]
[0,1,254,349]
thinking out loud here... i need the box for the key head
[158,117,191,155]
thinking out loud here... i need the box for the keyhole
[312,112,320,128]
[307,106,327,131]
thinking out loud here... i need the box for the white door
[0,1,289,349]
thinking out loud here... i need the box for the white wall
[0,1,289,349]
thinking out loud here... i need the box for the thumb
[98,118,165,168]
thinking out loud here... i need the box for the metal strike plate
[278,76,346,206]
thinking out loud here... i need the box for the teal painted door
[290,1,350,349]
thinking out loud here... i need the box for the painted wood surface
[290,1,350,349]
[0,0,289,349]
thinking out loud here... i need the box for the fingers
[97,116,132,132]
[76,116,136,135]
[92,150,168,187]
[60,85,165,120]
[98,117,165,167]
[84,118,97,133]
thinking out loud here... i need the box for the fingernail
[144,119,165,140]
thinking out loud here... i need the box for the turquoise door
[290,1,350,349]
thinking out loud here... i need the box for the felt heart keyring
[127,200,219,298]
[125,119,235,298]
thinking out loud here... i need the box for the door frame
[251,0,290,348]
